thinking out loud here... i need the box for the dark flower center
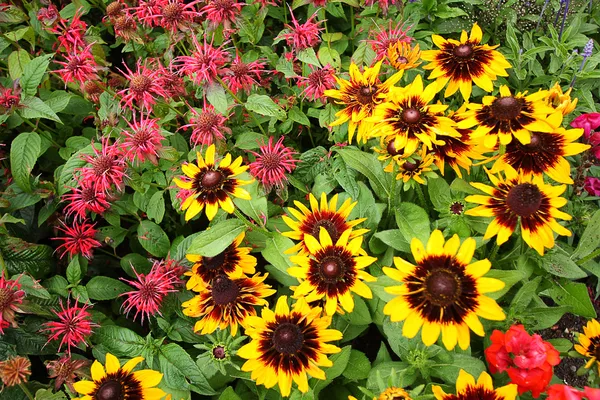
[196,111,219,129]
[491,96,523,121]
[506,183,542,217]
[229,62,249,76]
[387,140,400,156]
[310,219,339,242]
[201,170,224,189]
[114,16,135,32]
[162,3,182,20]
[106,1,124,17]
[401,108,421,124]
[212,345,227,359]
[425,270,459,306]
[202,251,226,270]
[96,380,122,400]
[0,288,12,309]
[211,275,239,305]
[92,155,115,175]
[402,161,418,172]
[272,323,304,354]
[356,85,377,105]
[396,56,408,64]
[130,75,152,93]
[319,257,344,282]
[67,57,85,72]
[520,132,542,152]
[449,201,464,215]
[453,44,474,60]
[260,153,281,171]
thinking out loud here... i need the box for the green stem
[0,251,5,277]
[98,248,121,260]
[19,384,34,400]
[489,242,500,262]
[414,184,426,208]
[350,7,355,53]
[576,248,600,266]
[233,208,269,234]
[388,165,398,228]
[215,76,267,136]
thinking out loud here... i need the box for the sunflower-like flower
[383,230,505,350]
[385,147,435,185]
[73,353,165,400]
[387,42,421,71]
[465,168,572,255]
[324,61,403,144]
[547,82,578,116]
[421,23,512,100]
[457,85,556,149]
[433,370,517,400]
[490,112,590,184]
[289,228,377,316]
[349,387,412,400]
[186,232,257,288]
[282,192,369,255]
[574,319,600,373]
[238,296,342,397]
[370,74,460,156]
[182,273,275,336]
[174,144,252,221]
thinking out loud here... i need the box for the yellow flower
[385,147,435,185]
[174,144,252,221]
[547,82,578,115]
[387,42,421,71]
[433,370,517,400]
[383,230,505,350]
[348,387,412,400]
[575,319,600,373]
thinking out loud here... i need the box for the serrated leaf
[19,96,62,123]
[20,54,53,96]
[57,144,100,195]
[296,47,321,67]
[10,132,41,192]
[395,203,430,244]
[573,209,600,260]
[288,106,310,125]
[235,131,266,150]
[147,191,166,224]
[262,234,297,286]
[187,219,246,257]
[137,220,170,257]
[332,156,359,199]
[336,148,390,201]
[92,326,145,356]
[245,94,286,120]
[159,343,216,395]
[8,49,30,80]
[0,236,53,279]
[205,83,228,115]
[86,277,132,300]
[544,280,597,318]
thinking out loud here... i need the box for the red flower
[120,261,178,323]
[585,387,600,400]
[249,136,298,191]
[46,356,90,392]
[182,103,231,146]
[131,0,162,27]
[174,35,230,85]
[157,64,186,98]
[364,0,399,15]
[280,9,323,52]
[37,4,59,26]
[367,21,412,61]
[117,59,168,112]
[200,0,245,31]
[122,113,164,164]
[220,54,266,95]
[78,137,127,193]
[53,220,102,260]
[42,299,97,354]
[296,64,336,103]
[548,385,584,400]
[54,44,100,86]
[62,178,111,221]
[507,363,554,398]
[148,0,201,32]
[0,275,25,334]
[50,11,87,52]
[584,177,600,196]
[571,112,600,140]
[0,84,21,114]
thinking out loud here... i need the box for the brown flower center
[506,183,542,217]
[425,269,459,306]
[401,108,421,124]
[319,257,344,282]
[162,3,182,20]
[260,153,281,171]
[449,201,464,215]
[201,170,224,189]
[395,56,408,64]
[211,275,239,305]
[491,96,523,121]
[92,155,115,176]
[202,251,226,270]
[453,44,473,60]
[310,219,339,242]
[272,323,304,354]
[356,85,377,105]
[106,1,124,18]
[212,345,226,359]
[402,161,418,172]
[130,75,152,94]
[96,380,123,400]
[520,132,542,152]
[387,140,400,156]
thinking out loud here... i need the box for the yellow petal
[105,353,121,374]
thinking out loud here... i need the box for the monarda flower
[200,0,245,31]
[296,65,337,103]
[433,370,517,400]
[113,13,138,41]
[367,21,412,61]
[149,0,201,32]
[383,230,505,350]
[249,136,298,192]
[54,220,102,259]
[131,0,162,27]
[37,4,60,26]
[0,275,25,334]
[279,10,323,52]
[156,64,186,98]
[72,353,166,400]
[78,138,127,193]
[46,356,90,392]
[174,36,230,85]
[0,84,21,114]
[43,299,97,354]
[62,178,111,221]
[237,296,342,397]
[122,114,164,165]
[117,60,168,112]
[51,11,88,52]
[182,104,231,146]
[220,54,266,95]
[0,356,31,387]
[54,44,100,86]
[364,0,399,14]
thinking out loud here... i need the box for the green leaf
[235,131,266,150]
[34,389,67,400]
[288,106,310,126]
[262,233,297,286]
[10,132,41,192]
[205,83,228,115]
[233,178,268,226]
[313,346,351,395]
[147,191,166,224]
[86,277,132,300]
[336,148,389,201]
[218,387,241,400]
[427,177,451,211]
[510,276,541,312]
[11,274,51,299]
[66,257,82,284]
[544,280,597,318]
[296,47,321,67]
[521,306,571,330]
[245,94,286,120]
[342,350,371,380]
[317,47,341,69]
[8,49,30,80]
[187,219,246,257]
[373,230,410,253]
[395,203,430,244]
[541,249,587,279]
[57,144,100,195]
[573,209,600,260]
[159,343,216,395]
[20,54,53,96]
[120,253,153,277]
[332,156,359,200]
[432,354,486,384]
[97,226,128,249]
[92,326,145,356]
[137,220,170,257]
[275,56,297,79]
[19,96,62,123]
[0,236,53,279]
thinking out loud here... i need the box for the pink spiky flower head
[54,43,100,87]
[182,103,231,146]
[280,9,323,52]
[117,59,168,112]
[53,220,102,260]
[131,0,162,27]
[42,299,97,354]
[367,20,412,60]
[120,261,178,323]
[174,35,230,85]
[62,178,111,221]
[296,64,336,103]
[0,275,25,334]
[157,64,187,98]
[220,54,266,95]
[200,0,245,31]
[50,10,88,52]
[122,113,164,165]
[152,0,202,32]
[249,136,298,191]
[78,137,127,193]
[364,0,400,15]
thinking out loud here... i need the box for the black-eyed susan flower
[288,228,377,316]
[282,192,369,255]
[457,85,556,149]
[237,296,342,397]
[182,273,275,336]
[490,112,590,184]
[186,232,257,288]
[433,370,517,400]
[383,230,505,350]
[387,42,421,72]
[385,147,435,185]
[575,319,600,373]
[174,144,252,221]
[547,82,578,116]
[349,387,412,400]
[73,353,165,400]
[370,74,460,156]
[465,168,572,255]
[324,61,403,144]
[421,23,511,100]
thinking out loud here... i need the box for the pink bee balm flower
[117,60,168,112]
[0,275,25,334]
[157,64,187,98]
[249,136,298,191]
[220,54,266,95]
[367,21,412,61]
[37,4,59,26]
[42,299,96,354]
[62,178,111,221]
[120,262,178,323]
[53,220,102,260]
[296,64,336,103]
[50,11,88,52]
[182,104,231,146]
[200,0,245,31]
[252,0,279,7]
[46,356,90,393]
[174,35,230,85]
[78,138,127,193]
[280,9,323,52]
[0,84,21,114]
[131,0,162,27]
[571,112,600,139]
[54,44,100,86]
[364,0,399,15]
[122,113,164,164]
[149,0,201,32]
